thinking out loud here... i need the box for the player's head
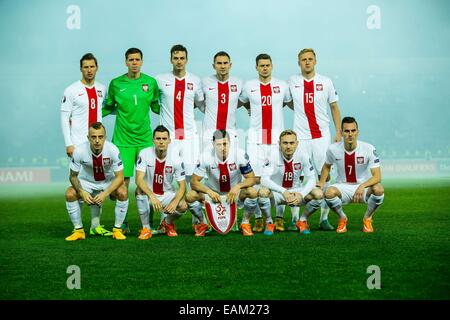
[213,51,232,77]
[170,44,188,72]
[279,130,299,159]
[298,48,317,75]
[87,122,106,154]
[255,53,272,79]
[80,53,98,83]
[341,116,359,145]
[125,48,143,74]
[153,125,171,153]
[212,130,230,160]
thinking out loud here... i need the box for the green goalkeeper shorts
[118,145,151,178]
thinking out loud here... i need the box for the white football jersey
[261,148,315,194]
[201,75,243,140]
[61,80,107,147]
[194,148,253,193]
[70,141,123,184]
[239,78,292,144]
[325,140,380,184]
[156,72,204,140]
[135,145,185,194]
[288,73,338,140]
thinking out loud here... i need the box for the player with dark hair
[186,130,259,236]
[317,117,385,233]
[103,47,160,234]
[135,125,187,238]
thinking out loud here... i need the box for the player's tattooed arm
[69,169,95,204]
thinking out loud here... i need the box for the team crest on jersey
[273,86,280,94]
[230,85,237,92]
[103,158,111,166]
[97,90,103,98]
[165,166,173,173]
[142,84,149,92]
[294,163,302,170]
[228,163,237,171]
[316,84,323,91]
[357,157,365,164]
[187,83,193,90]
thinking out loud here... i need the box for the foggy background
[1,0,449,182]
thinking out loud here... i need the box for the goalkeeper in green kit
[103,48,160,235]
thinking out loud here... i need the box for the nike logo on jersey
[294,85,301,88]
[165,84,172,87]
[78,93,84,96]
[208,87,215,90]
[119,88,127,92]
[250,89,257,92]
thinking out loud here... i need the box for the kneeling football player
[64,122,129,241]
[186,130,259,236]
[135,125,188,238]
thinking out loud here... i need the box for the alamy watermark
[66,265,81,290]
[366,265,381,289]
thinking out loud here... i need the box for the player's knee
[372,183,384,196]
[245,187,258,199]
[257,187,271,198]
[310,188,324,200]
[185,190,199,203]
[116,186,128,201]
[177,200,188,213]
[325,187,339,199]
[65,187,79,201]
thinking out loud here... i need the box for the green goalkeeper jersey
[103,73,160,147]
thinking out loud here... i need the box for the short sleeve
[112,146,124,172]
[135,150,147,173]
[368,145,381,169]
[327,78,338,104]
[239,84,249,103]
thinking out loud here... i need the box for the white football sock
[319,181,331,222]
[66,201,82,229]
[242,198,258,223]
[254,204,262,219]
[114,199,129,228]
[326,196,347,219]
[290,206,300,222]
[90,205,101,229]
[189,201,204,224]
[136,195,150,229]
[300,199,322,221]
[276,205,285,218]
[258,197,272,224]
[364,194,384,219]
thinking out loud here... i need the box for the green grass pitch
[1,178,449,300]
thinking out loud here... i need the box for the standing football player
[60,53,111,236]
[201,51,244,156]
[103,48,160,234]
[317,117,385,233]
[239,53,292,233]
[155,44,204,179]
[287,48,342,231]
